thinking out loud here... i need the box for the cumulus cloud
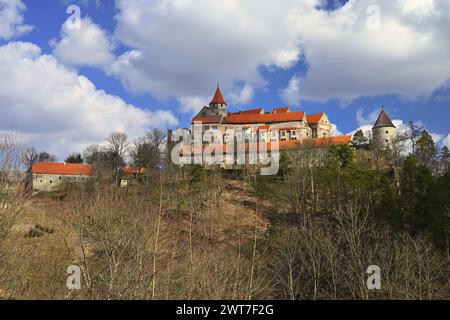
[110,0,303,102]
[44,0,450,113]
[98,0,450,108]
[229,83,255,105]
[443,134,450,149]
[280,75,302,107]
[291,0,450,102]
[0,42,177,159]
[0,0,32,40]
[356,107,382,127]
[52,17,115,68]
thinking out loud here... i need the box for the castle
[192,86,335,143]
[191,86,397,151]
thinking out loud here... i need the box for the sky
[0,0,449,159]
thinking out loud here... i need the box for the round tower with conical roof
[372,108,397,149]
[209,85,227,117]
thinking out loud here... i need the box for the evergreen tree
[352,129,368,147]
[400,155,432,233]
[418,172,450,251]
[65,153,84,164]
[328,144,354,169]
[415,130,436,168]
[438,146,450,175]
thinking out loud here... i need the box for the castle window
[386,131,389,134]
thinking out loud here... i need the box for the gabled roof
[224,112,305,124]
[241,108,264,115]
[210,86,226,105]
[272,107,291,114]
[306,113,325,125]
[32,162,95,175]
[373,110,396,128]
[192,115,222,124]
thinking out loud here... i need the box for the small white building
[29,162,95,194]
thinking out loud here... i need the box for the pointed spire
[373,109,396,129]
[210,85,226,105]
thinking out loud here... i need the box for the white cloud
[331,124,343,137]
[52,17,115,68]
[280,75,301,106]
[229,83,255,105]
[106,0,450,108]
[0,42,177,159]
[291,0,450,102]
[179,96,208,114]
[356,107,382,127]
[111,0,303,102]
[0,0,32,40]
[443,134,450,149]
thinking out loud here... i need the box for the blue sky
[0,0,449,158]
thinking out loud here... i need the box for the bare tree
[105,132,129,186]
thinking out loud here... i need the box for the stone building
[29,162,95,194]
[192,86,335,142]
[372,109,397,150]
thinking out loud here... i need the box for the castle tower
[209,85,227,117]
[372,109,397,149]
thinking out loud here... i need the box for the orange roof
[257,125,271,131]
[241,108,264,115]
[272,107,291,114]
[210,86,226,105]
[178,135,352,155]
[121,167,145,174]
[277,127,299,131]
[279,135,352,150]
[192,115,222,124]
[224,112,305,124]
[32,162,95,176]
[306,113,325,125]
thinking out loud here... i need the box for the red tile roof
[272,107,291,114]
[210,86,226,105]
[241,108,264,115]
[306,113,325,125]
[32,162,95,176]
[257,125,271,131]
[121,167,145,174]
[179,135,352,154]
[192,115,222,124]
[278,135,352,150]
[224,112,305,124]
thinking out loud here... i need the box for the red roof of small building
[121,167,145,174]
[210,86,226,105]
[32,162,95,176]
[306,113,325,125]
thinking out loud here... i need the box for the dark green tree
[65,153,83,164]
[352,129,368,147]
[415,130,436,168]
[437,146,450,175]
[400,155,432,232]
